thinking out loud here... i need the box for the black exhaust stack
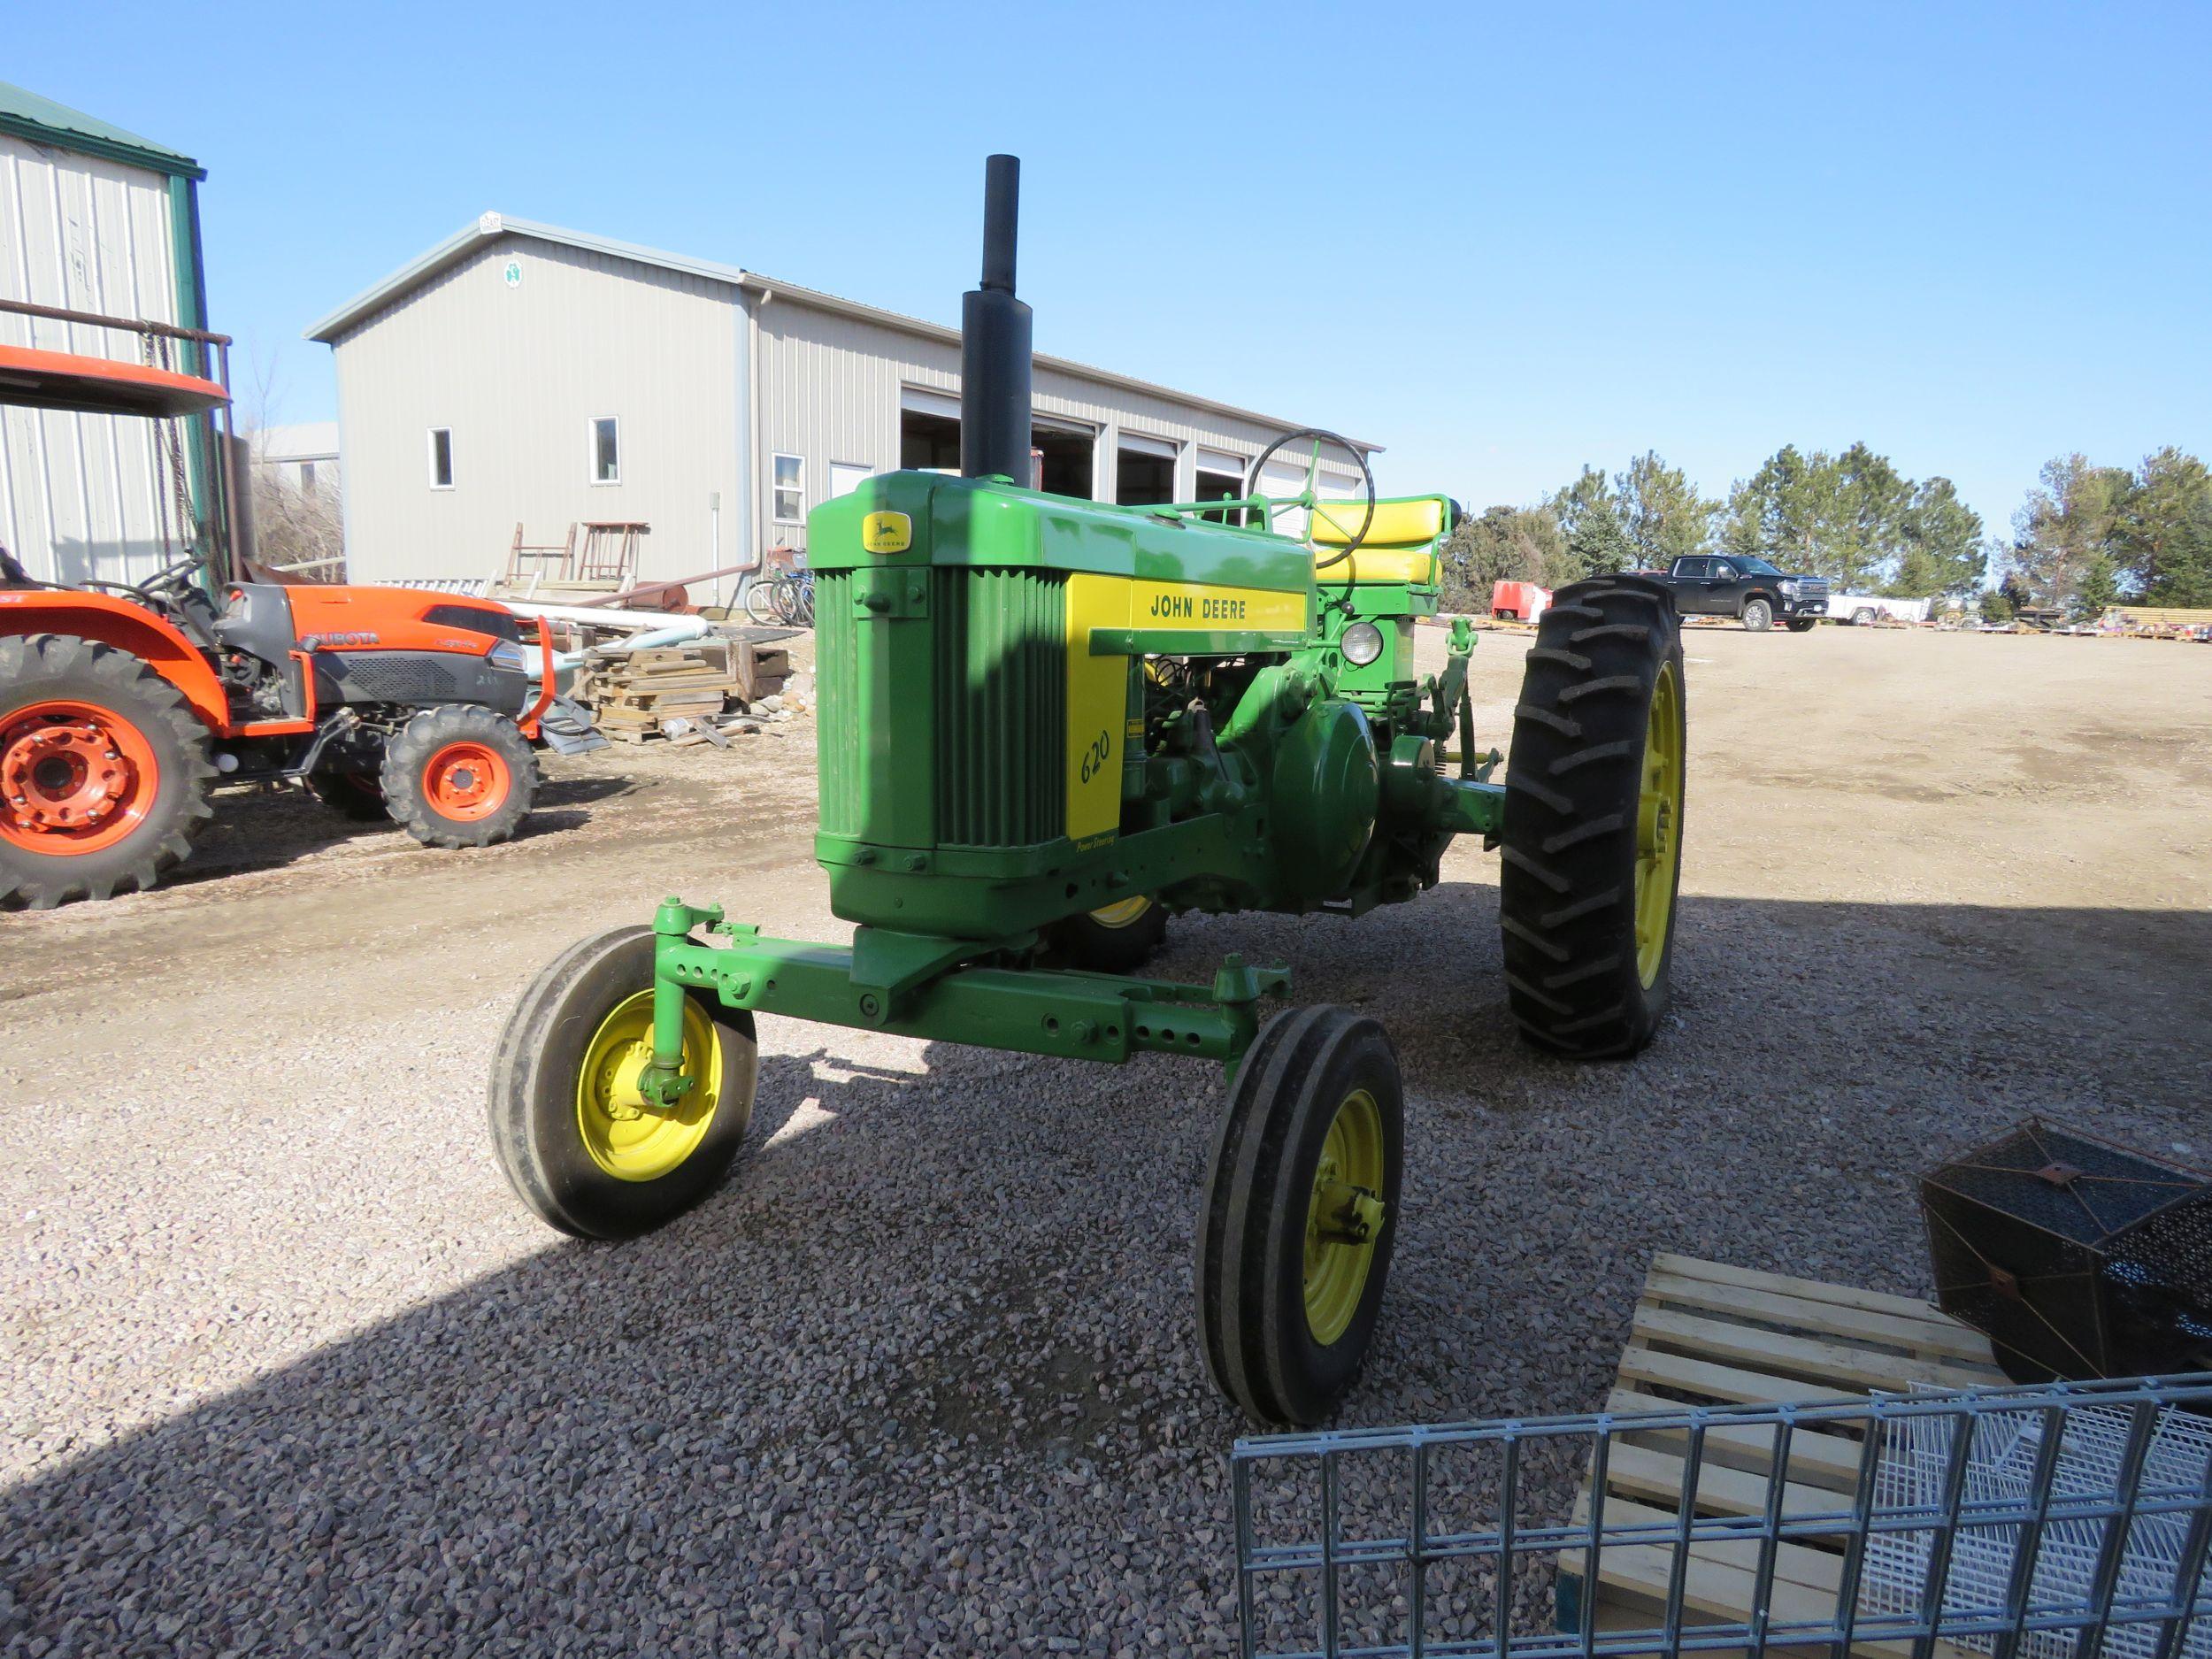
[960,154,1033,483]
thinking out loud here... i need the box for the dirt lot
[4,625,2208,1655]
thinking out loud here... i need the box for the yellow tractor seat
[1310,495,1449,587]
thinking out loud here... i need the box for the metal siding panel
[753,294,1360,540]
[0,134,185,584]
[334,238,741,588]
[333,262,1361,585]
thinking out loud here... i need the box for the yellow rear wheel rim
[1088,895,1153,928]
[1302,1088,1386,1345]
[1633,661,1684,988]
[575,990,723,1182]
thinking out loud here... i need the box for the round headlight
[1341,621,1386,666]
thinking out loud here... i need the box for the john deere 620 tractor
[489,158,1686,1425]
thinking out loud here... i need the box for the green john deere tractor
[488,157,1686,1425]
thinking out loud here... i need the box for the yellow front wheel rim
[1089,895,1153,929]
[1302,1088,1386,1345]
[575,990,723,1182]
[1633,660,1684,988]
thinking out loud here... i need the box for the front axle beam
[641,898,1289,1094]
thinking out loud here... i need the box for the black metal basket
[1923,1118,2212,1383]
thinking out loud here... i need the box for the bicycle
[741,549,810,626]
[771,568,814,626]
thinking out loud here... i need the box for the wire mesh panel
[1232,1375,2212,1659]
[1866,1394,2212,1659]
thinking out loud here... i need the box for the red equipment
[1490,580,1552,621]
[0,298,590,909]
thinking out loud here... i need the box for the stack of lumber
[1558,1253,2008,1657]
[573,636,791,743]
[2109,605,2212,639]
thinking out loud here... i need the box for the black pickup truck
[1638,556,1831,632]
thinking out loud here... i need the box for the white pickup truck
[1827,594,1931,626]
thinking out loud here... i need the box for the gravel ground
[3,626,2208,1657]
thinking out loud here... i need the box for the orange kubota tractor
[0,298,600,909]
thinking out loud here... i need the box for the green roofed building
[0,81,217,585]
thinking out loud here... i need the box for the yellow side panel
[1125,579,1308,632]
[1065,573,1132,845]
[1064,574,1314,844]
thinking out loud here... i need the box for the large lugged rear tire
[0,634,214,909]
[381,704,537,849]
[1499,575,1686,1058]
[488,925,758,1239]
[1195,1005,1404,1425]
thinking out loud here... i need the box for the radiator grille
[812,572,862,836]
[328,653,464,703]
[933,568,1065,848]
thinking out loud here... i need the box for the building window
[298,461,319,495]
[772,453,804,523]
[428,427,454,489]
[1115,434,1179,507]
[1195,453,1245,525]
[590,417,620,485]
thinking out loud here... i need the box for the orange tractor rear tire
[0,634,216,910]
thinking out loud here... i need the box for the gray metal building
[307,215,1374,589]
[0,82,217,585]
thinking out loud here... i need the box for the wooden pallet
[1558,1254,2009,1659]
[573,637,791,741]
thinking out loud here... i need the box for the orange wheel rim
[422,741,511,822]
[0,699,162,856]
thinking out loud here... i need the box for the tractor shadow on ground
[4,895,2208,1652]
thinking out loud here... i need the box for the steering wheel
[72,558,217,650]
[1243,428,1377,572]
[133,557,208,601]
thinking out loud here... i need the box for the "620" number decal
[1079,729,1112,784]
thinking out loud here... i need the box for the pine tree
[1894,478,1985,598]
[1612,451,1717,569]
[1548,465,1639,575]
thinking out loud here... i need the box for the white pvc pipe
[584,618,712,651]
[503,599,704,631]
[548,618,713,673]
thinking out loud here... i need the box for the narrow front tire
[1195,1005,1404,1426]
[488,925,758,1240]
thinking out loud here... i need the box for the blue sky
[16,1,2209,539]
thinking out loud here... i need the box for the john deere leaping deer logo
[861,511,912,555]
